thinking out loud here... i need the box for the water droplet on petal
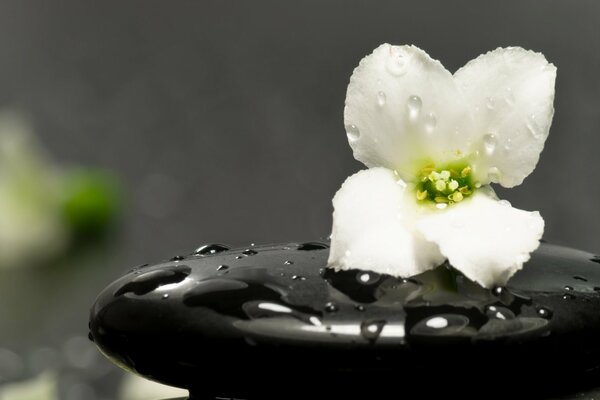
[424,112,437,133]
[324,302,339,312]
[162,293,169,299]
[284,260,294,265]
[386,50,408,76]
[526,113,543,139]
[505,87,515,106]
[345,124,360,142]
[483,134,497,155]
[488,167,500,182]
[292,275,306,281]
[407,95,422,120]
[376,91,386,107]
[217,265,229,271]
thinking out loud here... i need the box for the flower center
[415,163,476,208]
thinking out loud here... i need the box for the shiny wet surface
[90,242,600,399]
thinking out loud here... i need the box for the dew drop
[170,255,185,261]
[488,167,501,182]
[356,271,379,285]
[236,255,244,259]
[355,305,365,311]
[360,320,386,342]
[217,265,229,271]
[284,260,294,265]
[162,294,169,299]
[483,134,497,155]
[386,50,408,76]
[564,285,573,291]
[526,113,542,139]
[563,293,575,300]
[292,275,307,281]
[325,302,339,312]
[376,91,386,107]
[424,112,437,133]
[243,249,258,256]
[298,242,329,251]
[194,244,230,256]
[486,97,495,110]
[425,316,448,329]
[345,124,360,142]
[505,87,515,106]
[407,95,422,119]
[536,306,553,319]
[485,305,515,320]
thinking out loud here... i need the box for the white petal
[344,44,475,181]
[416,193,544,288]
[454,47,556,187]
[328,167,445,276]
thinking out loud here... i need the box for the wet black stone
[90,243,600,399]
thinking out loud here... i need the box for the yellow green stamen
[415,162,476,207]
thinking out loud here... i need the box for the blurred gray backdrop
[0,0,599,285]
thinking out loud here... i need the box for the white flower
[327,44,556,288]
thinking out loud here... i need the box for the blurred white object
[119,374,188,400]
[0,112,67,269]
[0,372,58,400]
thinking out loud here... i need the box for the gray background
[0,0,600,347]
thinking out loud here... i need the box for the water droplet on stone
[407,95,422,119]
[486,97,495,109]
[115,266,191,296]
[194,244,230,256]
[377,91,386,107]
[298,242,329,251]
[424,112,437,133]
[536,306,553,319]
[485,305,515,320]
[425,316,448,329]
[325,302,339,312]
[360,320,386,342]
[345,124,360,142]
[356,271,379,285]
[483,134,497,155]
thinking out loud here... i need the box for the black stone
[90,243,600,399]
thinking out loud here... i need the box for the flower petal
[344,44,475,181]
[328,167,445,276]
[454,47,556,188]
[416,192,544,288]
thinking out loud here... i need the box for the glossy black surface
[90,242,600,399]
